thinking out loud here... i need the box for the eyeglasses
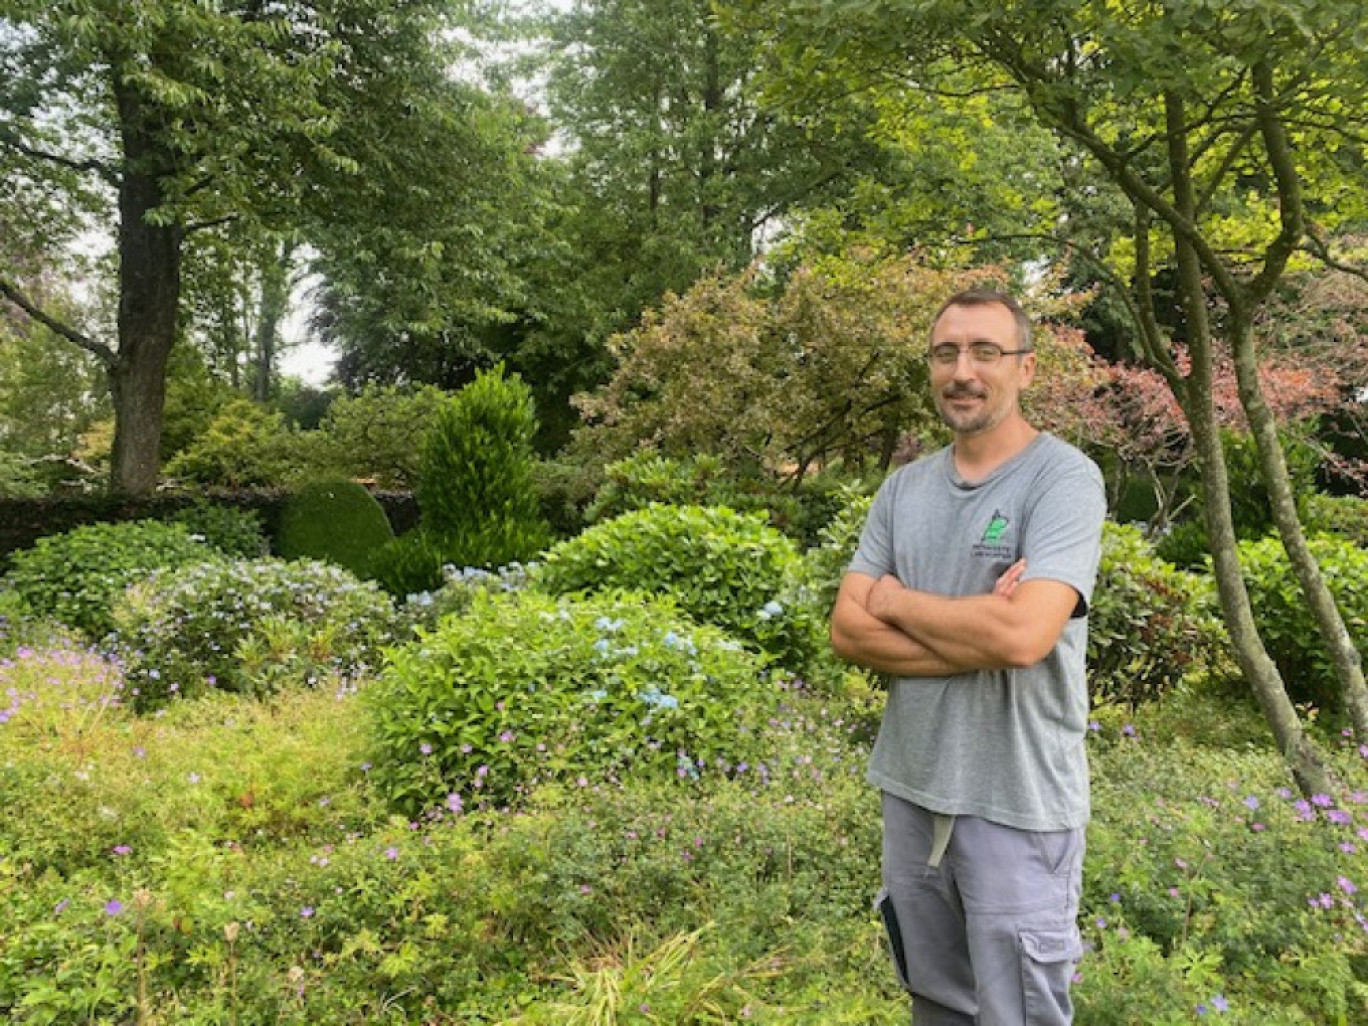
[927,342,1032,367]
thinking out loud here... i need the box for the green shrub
[411,365,550,576]
[1238,532,1368,713]
[797,486,875,614]
[535,504,819,672]
[587,451,855,547]
[275,478,395,577]
[315,383,448,489]
[0,449,45,498]
[167,499,269,558]
[110,558,398,708]
[398,562,534,634]
[2,520,220,638]
[1302,492,1368,548]
[365,589,784,814]
[1153,516,1211,570]
[1088,522,1229,705]
[164,397,302,487]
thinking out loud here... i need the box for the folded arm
[864,569,1080,671]
[830,560,1035,676]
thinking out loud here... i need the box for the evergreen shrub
[111,558,398,708]
[371,366,550,594]
[365,589,783,815]
[275,478,394,577]
[167,499,270,558]
[1238,532,1368,712]
[2,520,220,638]
[1088,522,1228,704]
[164,397,304,487]
[535,503,819,672]
[315,383,447,489]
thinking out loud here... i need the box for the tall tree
[749,0,1368,794]
[0,0,489,493]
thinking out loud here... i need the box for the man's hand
[868,560,1026,623]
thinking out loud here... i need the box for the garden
[4,1,1368,1022]
[2,360,1368,1024]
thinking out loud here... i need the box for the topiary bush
[1088,522,1229,705]
[2,520,221,639]
[364,589,785,815]
[275,478,395,578]
[534,503,819,673]
[166,499,270,558]
[110,558,398,709]
[417,365,550,564]
[1238,532,1368,713]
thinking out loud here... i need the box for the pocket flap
[1019,927,1083,964]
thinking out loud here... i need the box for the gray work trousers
[877,791,1085,1025]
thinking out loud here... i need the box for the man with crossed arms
[831,289,1105,1024]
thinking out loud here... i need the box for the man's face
[928,301,1036,437]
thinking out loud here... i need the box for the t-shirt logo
[981,511,1009,544]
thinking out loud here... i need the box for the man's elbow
[998,630,1059,669]
[829,620,858,663]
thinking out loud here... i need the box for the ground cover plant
[3,617,1368,1023]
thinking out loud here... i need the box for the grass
[2,644,1367,1024]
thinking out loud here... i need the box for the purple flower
[385,847,399,861]
[445,792,463,813]
[1242,796,1259,811]
[419,742,433,756]
[1312,793,1334,808]
[499,730,515,743]
[1339,876,1358,896]
[54,899,70,915]
[1327,810,1352,825]
[105,899,123,916]
[112,845,132,856]
[1211,994,1229,1013]
[300,906,315,918]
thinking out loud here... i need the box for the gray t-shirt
[848,432,1106,831]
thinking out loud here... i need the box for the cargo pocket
[1019,925,1082,1024]
[875,888,912,992]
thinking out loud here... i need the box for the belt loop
[928,814,956,869]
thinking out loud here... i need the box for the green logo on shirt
[981,511,1009,544]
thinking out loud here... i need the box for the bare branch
[0,129,120,187]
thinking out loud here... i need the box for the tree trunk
[108,79,182,496]
[253,239,294,402]
[1228,316,1368,738]
[1163,92,1335,797]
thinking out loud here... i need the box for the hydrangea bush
[534,504,820,674]
[3,520,221,639]
[365,589,786,814]
[110,558,398,708]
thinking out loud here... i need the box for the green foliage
[1238,533,1368,713]
[0,588,77,659]
[164,398,301,488]
[1088,522,1230,705]
[796,487,876,615]
[2,520,219,639]
[0,450,45,498]
[535,504,819,673]
[1302,492,1368,548]
[314,383,449,489]
[166,499,269,559]
[110,558,398,708]
[367,528,450,597]
[365,589,784,815]
[413,365,551,571]
[275,478,395,578]
[588,450,857,547]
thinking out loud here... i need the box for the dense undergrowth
[2,648,1366,1024]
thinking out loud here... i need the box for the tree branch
[0,128,120,187]
[0,277,115,365]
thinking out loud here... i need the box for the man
[830,289,1105,1024]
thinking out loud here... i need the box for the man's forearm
[830,593,968,676]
